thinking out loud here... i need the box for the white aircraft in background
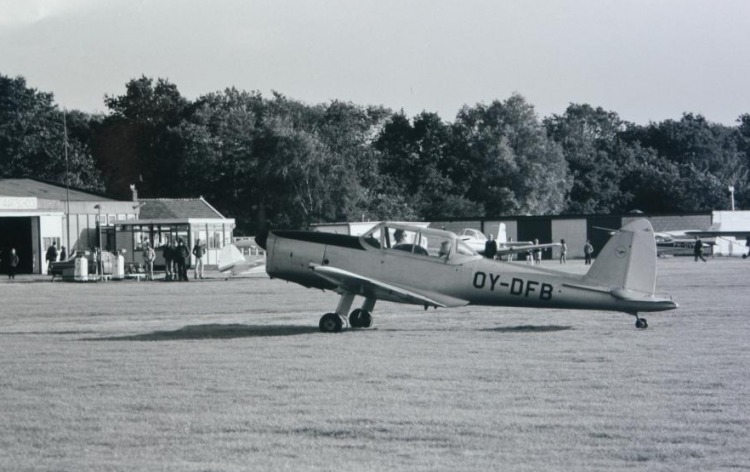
[256,219,677,332]
[458,224,560,257]
[218,240,266,276]
[654,230,716,257]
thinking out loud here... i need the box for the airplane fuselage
[265,230,675,315]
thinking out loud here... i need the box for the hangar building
[0,178,235,275]
[0,178,139,274]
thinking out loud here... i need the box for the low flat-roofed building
[114,197,235,269]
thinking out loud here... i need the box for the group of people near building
[143,238,206,281]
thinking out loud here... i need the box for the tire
[319,313,343,333]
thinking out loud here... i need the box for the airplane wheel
[319,313,343,333]
[635,318,648,329]
[360,311,373,328]
[350,309,373,328]
[349,309,363,328]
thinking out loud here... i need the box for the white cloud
[0,0,98,27]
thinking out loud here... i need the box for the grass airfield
[1,258,748,471]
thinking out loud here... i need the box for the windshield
[364,224,466,260]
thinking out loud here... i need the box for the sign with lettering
[0,197,38,210]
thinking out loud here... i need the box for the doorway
[0,217,34,274]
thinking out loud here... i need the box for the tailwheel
[635,317,648,329]
[319,313,343,333]
[349,309,373,329]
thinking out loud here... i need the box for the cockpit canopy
[361,222,478,260]
[459,228,487,240]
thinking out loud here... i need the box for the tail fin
[583,219,657,295]
[218,244,246,273]
[496,223,507,244]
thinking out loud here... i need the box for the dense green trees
[0,75,103,191]
[2,72,749,230]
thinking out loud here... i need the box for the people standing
[59,246,67,262]
[9,248,19,279]
[559,239,567,264]
[175,238,190,281]
[192,238,206,279]
[484,234,497,260]
[506,237,514,262]
[694,237,707,262]
[143,242,156,281]
[584,240,594,265]
[45,242,58,273]
[163,241,174,281]
[533,239,542,265]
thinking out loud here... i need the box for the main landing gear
[319,294,376,333]
[630,312,648,329]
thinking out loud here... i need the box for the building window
[207,225,222,249]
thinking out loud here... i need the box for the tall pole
[95,204,103,279]
[729,186,735,211]
[63,110,71,252]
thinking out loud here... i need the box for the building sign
[0,197,38,210]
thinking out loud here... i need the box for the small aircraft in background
[654,230,716,257]
[680,229,750,258]
[458,225,560,258]
[256,219,677,332]
[218,239,266,276]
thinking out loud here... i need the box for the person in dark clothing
[45,243,58,273]
[484,234,498,260]
[694,237,707,262]
[9,248,19,279]
[175,239,190,281]
[584,240,594,265]
[59,246,67,262]
[163,241,174,281]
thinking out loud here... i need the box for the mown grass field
[1,258,748,471]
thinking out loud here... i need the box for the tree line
[2,73,749,233]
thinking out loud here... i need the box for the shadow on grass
[86,323,319,341]
[484,325,573,333]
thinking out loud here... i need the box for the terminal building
[0,178,235,275]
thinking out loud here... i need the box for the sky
[1,0,749,125]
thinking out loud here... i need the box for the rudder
[583,219,657,295]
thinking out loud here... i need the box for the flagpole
[63,110,71,252]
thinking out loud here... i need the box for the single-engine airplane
[654,230,716,257]
[256,219,677,332]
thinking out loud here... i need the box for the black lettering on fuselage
[510,278,523,295]
[540,283,553,300]
[473,272,553,301]
[489,273,501,291]
[473,271,486,289]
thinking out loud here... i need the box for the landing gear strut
[632,313,648,329]
[319,294,376,333]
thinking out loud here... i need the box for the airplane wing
[496,242,561,256]
[686,230,750,239]
[310,264,469,308]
